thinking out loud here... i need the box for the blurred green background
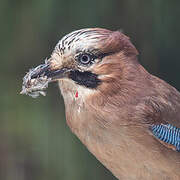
[1,0,180,179]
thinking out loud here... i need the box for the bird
[23,28,180,180]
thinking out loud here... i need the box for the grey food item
[20,63,51,98]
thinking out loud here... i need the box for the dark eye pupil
[80,54,91,64]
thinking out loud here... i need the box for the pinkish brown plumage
[21,28,180,180]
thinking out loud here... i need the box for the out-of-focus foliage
[0,0,180,179]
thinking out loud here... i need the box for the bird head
[30,28,139,101]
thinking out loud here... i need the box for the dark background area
[0,0,180,179]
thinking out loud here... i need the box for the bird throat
[69,70,101,89]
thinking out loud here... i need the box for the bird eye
[77,53,94,65]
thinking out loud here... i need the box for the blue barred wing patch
[151,124,180,151]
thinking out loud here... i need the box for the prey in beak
[20,59,69,98]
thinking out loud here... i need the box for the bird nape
[21,28,180,180]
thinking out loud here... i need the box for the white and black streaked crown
[54,28,110,55]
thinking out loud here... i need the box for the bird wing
[142,75,180,151]
[150,124,180,151]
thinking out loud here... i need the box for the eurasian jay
[21,28,180,180]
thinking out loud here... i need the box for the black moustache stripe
[69,70,101,89]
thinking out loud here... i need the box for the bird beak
[30,62,70,81]
[20,58,72,97]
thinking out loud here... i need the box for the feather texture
[151,124,180,151]
[24,28,180,179]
